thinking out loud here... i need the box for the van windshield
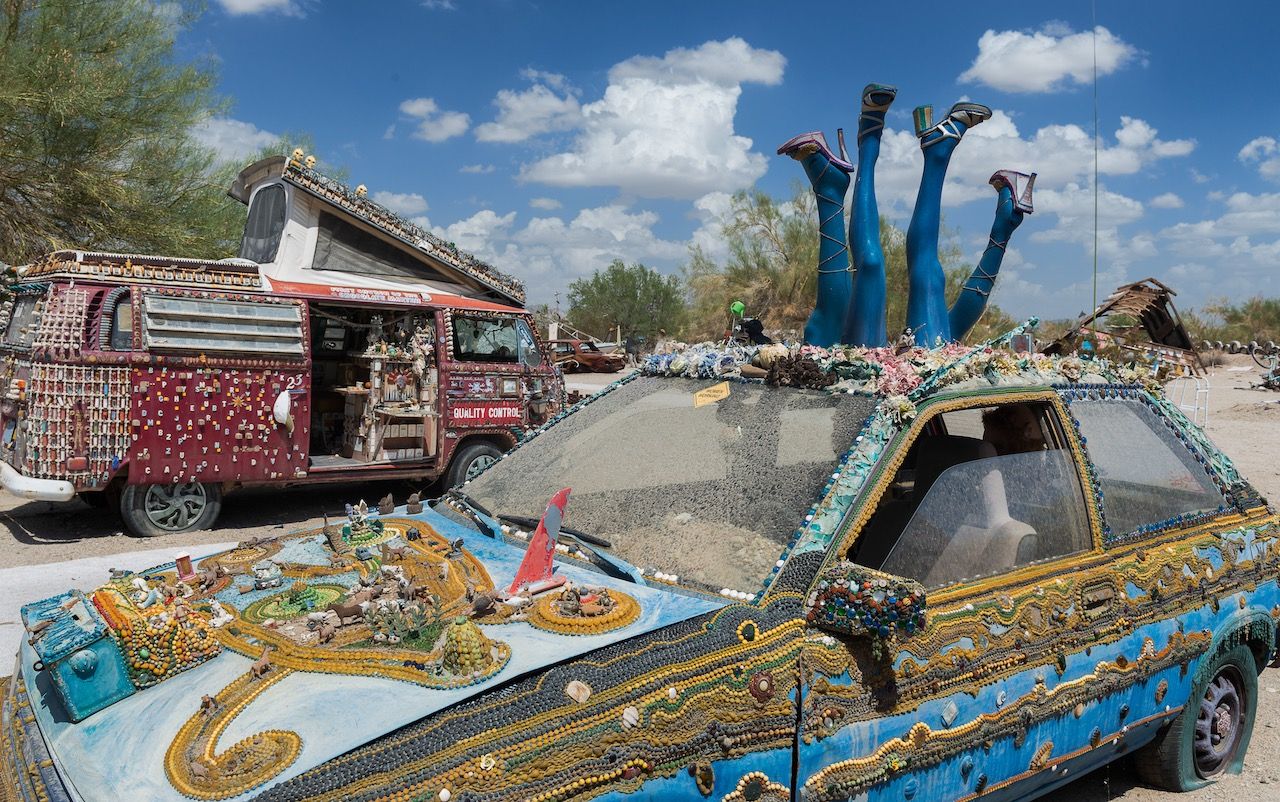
[464,376,874,593]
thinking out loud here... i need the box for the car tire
[119,481,223,537]
[1136,643,1257,790]
[445,442,504,490]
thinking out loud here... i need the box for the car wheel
[119,481,223,537]
[445,442,504,489]
[1136,643,1257,790]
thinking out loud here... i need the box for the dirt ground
[2,361,1280,799]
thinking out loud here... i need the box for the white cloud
[519,37,785,199]
[1239,136,1280,182]
[460,164,495,174]
[371,191,428,216]
[475,79,582,143]
[1148,191,1280,300]
[862,112,1193,218]
[431,204,686,299]
[191,116,278,164]
[421,0,455,9]
[216,0,300,15]
[688,191,734,264]
[959,25,1138,93]
[529,197,562,210]
[1028,183,1155,266]
[1150,192,1184,209]
[1190,168,1212,184]
[398,97,470,143]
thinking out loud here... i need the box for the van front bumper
[0,462,75,502]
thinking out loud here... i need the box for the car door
[1058,387,1278,785]
[796,389,1173,802]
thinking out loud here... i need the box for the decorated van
[0,154,563,536]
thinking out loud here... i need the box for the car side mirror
[807,561,927,640]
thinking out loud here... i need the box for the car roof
[639,324,1159,405]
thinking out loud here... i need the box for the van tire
[445,442,503,490]
[120,481,223,537]
[1135,643,1257,790]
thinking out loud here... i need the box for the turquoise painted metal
[20,591,134,722]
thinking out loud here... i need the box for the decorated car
[3,328,1276,802]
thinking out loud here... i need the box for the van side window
[240,184,288,263]
[1070,398,1226,537]
[851,400,1093,588]
[108,290,133,350]
[452,316,519,363]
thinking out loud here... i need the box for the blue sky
[187,0,1279,322]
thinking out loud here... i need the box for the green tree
[566,260,686,345]
[0,0,244,265]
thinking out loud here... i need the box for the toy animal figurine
[188,758,211,782]
[405,527,422,541]
[250,646,273,679]
[323,513,349,554]
[108,567,133,580]
[199,694,219,717]
[195,564,226,591]
[406,493,423,514]
[380,542,409,562]
[326,599,366,625]
[378,493,395,515]
[313,620,336,644]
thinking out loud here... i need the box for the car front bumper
[0,462,75,502]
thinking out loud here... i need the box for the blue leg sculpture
[948,170,1036,341]
[844,84,897,348]
[777,131,852,347]
[905,102,991,346]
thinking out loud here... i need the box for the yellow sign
[694,382,730,408]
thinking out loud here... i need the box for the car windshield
[465,376,875,593]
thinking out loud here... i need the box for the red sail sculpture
[507,488,571,596]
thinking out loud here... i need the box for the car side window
[108,290,133,350]
[1070,398,1225,537]
[851,400,1093,588]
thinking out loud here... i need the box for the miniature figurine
[199,694,219,717]
[250,646,273,679]
[380,542,409,562]
[378,493,395,515]
[406,493,423,514]
[323,513,348,554]
[405,526,422,541]
[250,560,283,590]
[207,600,234,628]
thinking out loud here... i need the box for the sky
[185,0,1280,323]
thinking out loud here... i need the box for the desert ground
[1,361,1279,799]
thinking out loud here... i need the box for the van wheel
[120,481,223,537]
[1136,643,1257,790]
[445,442,503,489]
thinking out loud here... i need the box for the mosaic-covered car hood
[18,503,725,802]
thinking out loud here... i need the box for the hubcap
[1194,665,1245,778]
[143,482,208,531]
[465,454,496,481]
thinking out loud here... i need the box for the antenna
[1091,1,1100,341]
